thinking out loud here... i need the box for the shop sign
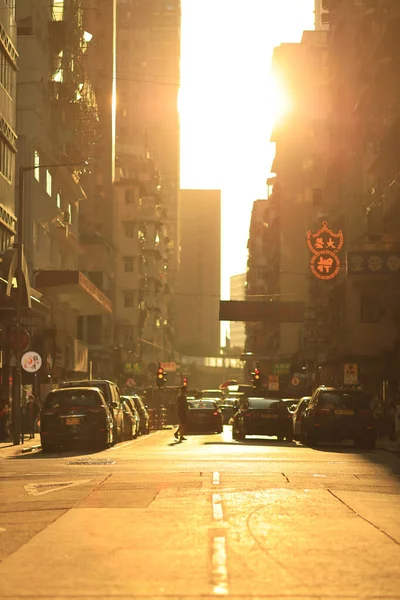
[306,221,343,280]
[160,361,177,372]
[268,375,279,391]
[344,363,358,385]
[272,363,291,375]
[347,251,400,275]
[21,351,42,373]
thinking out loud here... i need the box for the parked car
[40,387,114,452]
[282,398,301,414]
[302,386,377,448]
[60,379,125,443]
[292,396,311,441]
[129,395,150,435]
[201,389,225,402]
[187,399,223,433]
[232,397,293,442]
[120,397,141,440]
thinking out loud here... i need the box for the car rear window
[319,391,372,410]
[44,390,102,409]
[188,400,217,410]
[248,398,281,409]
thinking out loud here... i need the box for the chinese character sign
[306,221,343,280]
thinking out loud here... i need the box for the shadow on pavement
[204,439,298,448]
[10,445,109,460]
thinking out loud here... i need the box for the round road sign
[21,351,42,373]
[291,376,300,386]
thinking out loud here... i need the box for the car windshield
[202,390,222,398]
[319,391,372,410]
[247,398,282,409]
[44,390,102,409]
[188,400,217,410]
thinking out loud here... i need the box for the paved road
[1,426,400,599]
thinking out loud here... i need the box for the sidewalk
[376,436,400,454]
[0,434,41,458]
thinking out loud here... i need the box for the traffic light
[252,364,261,387]
[157,364,165,387]
[182,376,188,388]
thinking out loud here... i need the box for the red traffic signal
[157,366,165,387]
[254,368,260,380]
[182,376,188,387]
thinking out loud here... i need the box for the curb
[21,444,42,454]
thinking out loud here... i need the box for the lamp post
[12,161,86,445]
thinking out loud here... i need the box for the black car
[302,386,377,448]
[232,397,293,441]
[129,395,150,435]
[60,379,125,443]
[187,399,223,433]
[40,387,114,452]
[120,397,140,440]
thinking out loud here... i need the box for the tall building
[13,0,113,393]
[115,0,181,360]
[176,189,221,357]
[315,0,329,30]
[0,1,17,253]
[113,155,172,387]
[245,31,329,389]
[229,273,246,351]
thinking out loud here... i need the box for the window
[124,256,134,272]
[123,291,134,308]
[56,192,61,209]
[360,292,381,322]
[124,326,134,343]
[46,170,52,196]
[34,150,40,181]
[125,189,135,204]
[0,48,13,96]
[0,140,13,182]
[52,0,64,20]
[67,203,72,224]
[123,221,134,237]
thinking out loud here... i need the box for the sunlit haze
[180,0,315,308]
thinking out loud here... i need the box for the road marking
[24,479,91,496]
[0,527,6,532]
[212,536,228,595]
[313,474,327,477]
[213,471,220,485]
[212,493,223,521]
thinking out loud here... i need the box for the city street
[1,427,400,600]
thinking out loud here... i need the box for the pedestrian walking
[25,395,39,439]
[0,395,11,442]
[174,386,188,442]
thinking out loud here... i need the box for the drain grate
[68,459,116,465]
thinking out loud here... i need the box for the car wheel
[277,435,284,442]
[355,438,376,450]
[41,440,57,454]
[305,432,318,446]
[285,434,293,442]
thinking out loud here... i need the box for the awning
[35,270,112,315]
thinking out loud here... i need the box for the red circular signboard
[7,327,31,353]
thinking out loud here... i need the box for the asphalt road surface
[1,426,400,600]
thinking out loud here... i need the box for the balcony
[35,270,112,315]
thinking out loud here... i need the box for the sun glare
[179,0,316,312]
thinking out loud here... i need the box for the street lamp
[12,161,86,445]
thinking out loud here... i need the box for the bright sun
[179,0,316,306]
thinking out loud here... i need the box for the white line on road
[213,471,220,485]
[24,479,91,496]
[212,493,223,521]
[212,536,228,595]
[0,527,6,532]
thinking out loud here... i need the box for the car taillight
[244,411,252,417]
[315,408,330,415]
[87,406,105,413]
[213,411,219,416]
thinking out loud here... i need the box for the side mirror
[111,402,119,409]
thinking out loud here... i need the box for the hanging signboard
[268,375,279,391]
[21,351,42,373]
[306,221,344,280]
[344,363,358,385]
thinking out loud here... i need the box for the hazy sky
[179,0,315,305]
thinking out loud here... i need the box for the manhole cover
[68,459,115,465]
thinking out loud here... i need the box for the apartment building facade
[316,0,400,393]
[229,273,246,352]
[12,0,113,395]
[176,189,221,357]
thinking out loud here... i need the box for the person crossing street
[174,386,188,442]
